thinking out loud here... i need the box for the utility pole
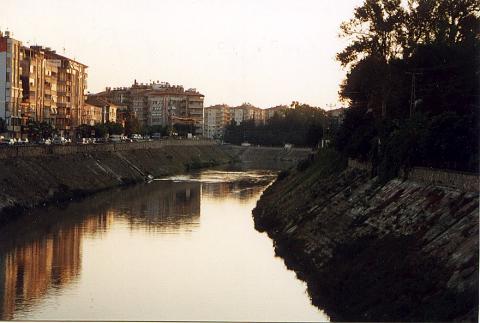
[406,71,422,117]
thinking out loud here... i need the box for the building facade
[0,31,88,138]
[231,103,264,125]
[85,96,118,124]
[44,50,87,136]
[204,104,231,139]
[82,103,103,126]
[0,31,23,136]
[97,81,204,135]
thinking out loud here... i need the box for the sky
[2,0,363,109]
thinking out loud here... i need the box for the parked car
[130,134,143,142]
[109,134,122,143]
[52,136,67,145]
[96,137,108,144]
[0,138,14,146]
[17,138,30,145]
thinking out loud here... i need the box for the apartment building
[0,31,23,136]
[204,104,231,139]
[97,81,204,135]
[231,103,264,125]
[85,96,118,124]
[82,103,103,126]
[43,49,87,136]
[0,31,88,138]
[264,105,289,119]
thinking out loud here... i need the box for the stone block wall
[408,167,479,192]
[0,139,214,159]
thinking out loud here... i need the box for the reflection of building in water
[0,214,111,319]
[51,227,82,286]
[82,211,115,237]
[120,182,201,232]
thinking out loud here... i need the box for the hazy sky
[2,0,363,108]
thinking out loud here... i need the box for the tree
[25,120,55,141]
[224,104,331,147]
[105,122,124,135]
[124,111,140,136]
[337,0,407,67]
[0,118,6,133]
[335,0,479,175]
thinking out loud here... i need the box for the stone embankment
[253,150,479,322]
[221,145,312,169]
[0,140,231,225]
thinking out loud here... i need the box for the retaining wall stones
[347,158,479,193]
[254,153,479,321]
[0,139,214,159]
[407,167,479,192]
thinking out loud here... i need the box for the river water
[0,169,328,322]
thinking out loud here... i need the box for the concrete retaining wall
[0,139,214,159]
[0,143,231,225]
[347,158,371,171]
[407,167,479,192]
[348,158,479,192]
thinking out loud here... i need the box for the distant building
[264,105,289,119]
[85,96,118,124]
[82,103,103,126]
[204,104,230,139]
[96,81,204,135]
[231,103,264,125]
[326,107,346,125]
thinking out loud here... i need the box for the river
[0,169,328,322]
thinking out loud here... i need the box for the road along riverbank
[253,150,479,321]
[0,141,232,225]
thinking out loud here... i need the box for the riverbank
[253,150,479,321]
[0,142,232,225]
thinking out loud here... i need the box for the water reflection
[0,226,82,319]
[115,181,201,233]
[0,170,326,321]
[0,180,203,319]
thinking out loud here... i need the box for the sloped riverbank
[0,144,231,225]
[253,150,478,321]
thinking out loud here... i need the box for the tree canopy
[335,0,479,176]
[224,104,335,148]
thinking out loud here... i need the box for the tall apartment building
[43,49,87,136]
[0,31,87,138]
[98,81,204,135]
[0,31,23,136]
[204,104,231,139]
